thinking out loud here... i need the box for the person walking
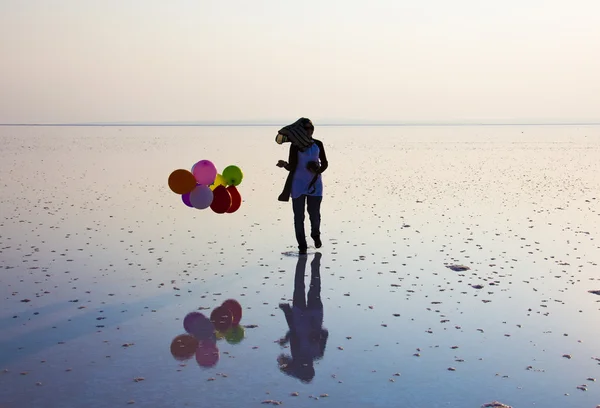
[276,118,328,255]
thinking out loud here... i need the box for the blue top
[291,143,323,199]
[292,306,324,358]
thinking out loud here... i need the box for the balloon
[192,160,217,185]
[222,165,243,186]
[210,305,233,332]
[210,185,232,214]
[189,185,213,209]
[182,192,193,208]
[183,312,215,341]
[168,169,197,194]
[224,325,245,345]
[221,299,242,325]
[170,334,199,361]
[226,186,242,213]
[210,173,227,191]
[195,341,219,368]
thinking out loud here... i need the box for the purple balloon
[182,192,193,208]
[183,312,215,341]
[189,185,213,209]
[192,160,217,185]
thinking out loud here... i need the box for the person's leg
[307,252,322,310]
[293,256,307,310]
[306,195,323,248]
[292,195,308,252]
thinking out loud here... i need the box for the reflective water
[1,125,599,407]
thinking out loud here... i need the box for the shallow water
[1,125,599,407]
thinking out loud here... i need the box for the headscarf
[275,118,314,151]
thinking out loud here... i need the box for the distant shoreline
[1,122,599,127]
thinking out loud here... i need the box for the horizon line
[1,121,600,127]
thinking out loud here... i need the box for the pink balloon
[192,160,217,185]
[189,185,213,209]
[195,341,219,368]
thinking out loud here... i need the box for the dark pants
[293,255,322,311]
[292,195,322,251]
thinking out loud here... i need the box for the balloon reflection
[170,299,245,368]
[170,334,199,361]
[277,252,329,383]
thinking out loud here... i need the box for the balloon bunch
[169,299,245,368]
[168,160,244,214]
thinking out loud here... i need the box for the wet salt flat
[1,125,599,408]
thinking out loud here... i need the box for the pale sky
[1,0,599,124]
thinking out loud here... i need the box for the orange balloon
[210,185,232,214]
[226,185,242,213]
[168,169,197,195]
[170,334,199,361]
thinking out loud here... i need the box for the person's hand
[276,160,288,168]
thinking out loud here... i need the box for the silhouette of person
[276,118,329,255]
[277,252,328,383]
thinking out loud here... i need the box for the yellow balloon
[210,173,227,190]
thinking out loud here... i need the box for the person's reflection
[278,252,329,383]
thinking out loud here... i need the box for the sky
[1,0,599,124]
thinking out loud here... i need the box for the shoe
[312,235,322,249]
[299,247,307,255]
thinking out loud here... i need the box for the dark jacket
[278,139,328,202]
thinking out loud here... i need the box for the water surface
[1,125,599,407]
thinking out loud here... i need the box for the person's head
[276,117,315,150]
[302,118,314,137]
[277,354,316,383]
[294,360,316,383]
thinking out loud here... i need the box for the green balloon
[225,325,245,344]
[222,165,243,186]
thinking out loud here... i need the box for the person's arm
[315,140,328,174]
[278,330,292,346]
[279,303,294,329]
[318,328,329,358]
[284,145,299,172]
